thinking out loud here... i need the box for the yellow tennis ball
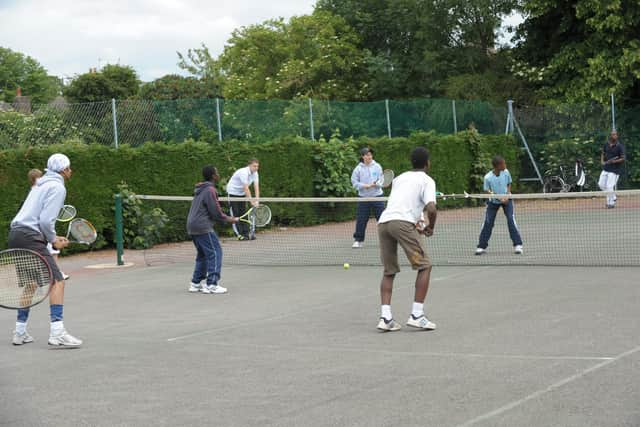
[343,263,350,269]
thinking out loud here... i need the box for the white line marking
[455,344,640,427]
[167,267,487,342]
[203,341,614,361]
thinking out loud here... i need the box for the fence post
[216,98,223,141]
[505,99,515,134]
[309,98,315,141]
[611,93,616,131]
[452,100,458,134]
[115,193,124,266]
[385,99,392,138]
[111,98,119,149]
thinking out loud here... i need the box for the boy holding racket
[351,147,385,248]
[475,155,523,255]
[376,147,437,331]
[187,165,239,294]
[226,158,260,240]
[9,154,80,347]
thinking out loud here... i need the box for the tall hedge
[0,132,518,249]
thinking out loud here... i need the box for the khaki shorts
[378,220,431,275]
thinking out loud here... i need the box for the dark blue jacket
[186,181,232,235]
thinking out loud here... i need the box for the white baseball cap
[46,153,71,173]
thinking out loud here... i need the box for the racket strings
[70,224,96,240]
[68,219,97,243]
[253,206,272,227]
[57,205,77,221]
[0,250,52,309]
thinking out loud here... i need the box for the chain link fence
[1,96,637,188]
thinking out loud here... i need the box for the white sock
[50,321,64,335]
[381,305,392,321]
[411,302,424,318]
[15,322,27,335]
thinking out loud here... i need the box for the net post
[452,100,458,134]
[111,98,119,149]
[215,98,223,141]
[115,193,124,266]
[309,98,315,141]
[385,99,392,138]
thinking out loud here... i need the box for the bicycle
[542,159,588,193]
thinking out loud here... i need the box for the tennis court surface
[1,249,638,426]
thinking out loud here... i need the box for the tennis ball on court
[343,263,350,269]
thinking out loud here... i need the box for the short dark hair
[491,155,505,167]
[202,165,217,181]
[411,147,429,169]
[247,158,259,165]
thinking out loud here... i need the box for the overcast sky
[0,0,316,82]
[1,1,522,83]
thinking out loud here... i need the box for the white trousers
[598,171,619,206]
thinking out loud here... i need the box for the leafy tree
[514,0,640,105]
[316,0,519,99]
[138,74,221,100]
[0,47,61,104]
[64,64,140,102]
[216,11,369,100]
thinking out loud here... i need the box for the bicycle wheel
[543,176,566,193]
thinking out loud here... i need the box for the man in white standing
[598,130,625,208]
[376,147,437,332]
[226,159,260,240]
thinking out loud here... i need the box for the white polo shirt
[378,171,437,224]
[226,166,259,196]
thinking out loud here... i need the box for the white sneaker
[377,318,401,331]
[406,315,437,330]
[514,245,523,254]
[48,330,82,347]
[188,282,202,293]
[12,331,34,345]
[62,272,70,280]
[202,284,228,294]
[352,241,363,249]
[475,248,486,255]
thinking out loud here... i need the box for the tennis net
[137,190,640,267]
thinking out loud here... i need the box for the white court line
[167,267,487,342]
[205,341,614,362]
[456,344,640,427]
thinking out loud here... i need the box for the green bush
[0,132,519,250]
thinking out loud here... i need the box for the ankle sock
[411,302,424,318]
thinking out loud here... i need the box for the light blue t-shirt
[483,169,512,203]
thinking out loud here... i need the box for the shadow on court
[1,252,638,426]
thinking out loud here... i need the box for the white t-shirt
[378,171,437,224]
[226,166,259,196]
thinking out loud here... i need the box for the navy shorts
[8,227,64,282]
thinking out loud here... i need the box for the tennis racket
[238,205,272,228]
[66,218,97,244]
[0,248,54,310]
[57,205,77,222]
[378,169,395,188]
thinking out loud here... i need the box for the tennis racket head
[57,205,77,222]
[251,205,272,227]
[67,218,97,244]
[0,248,53,310]
[381,169,395,188]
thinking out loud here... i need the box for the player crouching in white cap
[9,153,82,347]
